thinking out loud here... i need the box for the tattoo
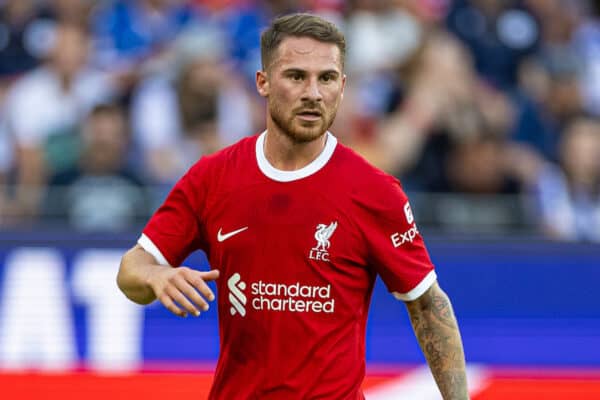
[407,285,469,399]
[432,293,456,329]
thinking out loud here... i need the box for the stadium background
[0,0,599,398]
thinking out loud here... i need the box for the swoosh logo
[217,226,248,242]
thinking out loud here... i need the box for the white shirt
[5,66,114,148]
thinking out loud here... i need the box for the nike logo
[217,226,248,242]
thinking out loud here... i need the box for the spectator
[130,28,254,184]
[512,53,583,162]
[533,116,600,242]
[43,0,92,25]
[0,0,94,81]
[0,117,14,225]
[0,0,597,238]
[446,0,540,89]
[3,22,115,221]
[328,0,426,153]
[573,0,600,115]
[345,0,423,76]
[510,0,584,161]
[368,32,482,179]
[201,0,313,84]
[45,104,148,231]
[91,0,200,74]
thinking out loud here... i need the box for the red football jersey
[140,132,436,399]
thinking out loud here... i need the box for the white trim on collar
[255,130,337,182]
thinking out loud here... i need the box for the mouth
[296,110,322,121]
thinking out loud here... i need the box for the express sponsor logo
[390,224,419,248]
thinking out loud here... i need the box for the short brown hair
[260,13,346,71]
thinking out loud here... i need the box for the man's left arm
[405,281,469,400]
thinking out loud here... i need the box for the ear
[256,70,269,98]
[340,74,347,100]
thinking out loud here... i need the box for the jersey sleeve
[138,162,207,267]
[359,175,436,301]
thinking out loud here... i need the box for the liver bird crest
[314,222,338,251]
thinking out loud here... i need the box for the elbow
[116,254,131,295]
[116,259,134,301]
[116,262,127,295]
[116,254,154,305]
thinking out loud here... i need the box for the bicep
[360,179,435,296]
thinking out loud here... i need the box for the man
[4,21,114,220]
[45,103,148,231]
[117,13,469,399]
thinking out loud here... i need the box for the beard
[269,98,338,143]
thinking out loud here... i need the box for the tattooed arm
[405,281,469,399]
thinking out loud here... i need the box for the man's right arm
[117,244,219,317]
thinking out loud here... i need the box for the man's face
[83,112,127,172]
[51,24,89,77]
[256,36,346,143]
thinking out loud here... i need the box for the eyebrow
[282,68,340,76]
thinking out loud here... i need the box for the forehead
[271,36,342,72]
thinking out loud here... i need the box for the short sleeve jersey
[140,132,436,400]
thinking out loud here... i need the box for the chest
[202,183,368,282]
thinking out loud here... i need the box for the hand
[148,267,220,317]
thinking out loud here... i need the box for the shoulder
[172,134,257,208]
[6,68,53,102]
[193,134,256,167]
[183,134,257,184]
[333,141,403,194]
[332,141,410,218]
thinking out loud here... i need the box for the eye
[290,72,303,81]
[320,73,336,83]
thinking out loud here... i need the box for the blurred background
[0,0,599,398]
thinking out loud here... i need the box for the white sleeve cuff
[392,270,437,301]
[138,233,171,266]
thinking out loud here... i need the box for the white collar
[255,130,337,182]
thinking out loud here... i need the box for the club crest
[309,221,337,262]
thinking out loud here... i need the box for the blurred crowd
[0,0,599,241]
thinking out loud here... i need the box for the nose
[301,77,323,102]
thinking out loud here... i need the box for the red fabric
[142,134,435,399]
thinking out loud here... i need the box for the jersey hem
[392,270,437,301]
[138,233,172,267]
[255,130,338,182]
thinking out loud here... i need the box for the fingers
[158,293,187,318]
[178,278,210,313]
[167,284,202,317]
[187,270,219,302]
[200,269,220,281]
[155,268,220,318]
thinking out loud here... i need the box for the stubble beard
[269,99,338,144]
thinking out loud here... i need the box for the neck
[263,125,327,171]
[50,65,75,92]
